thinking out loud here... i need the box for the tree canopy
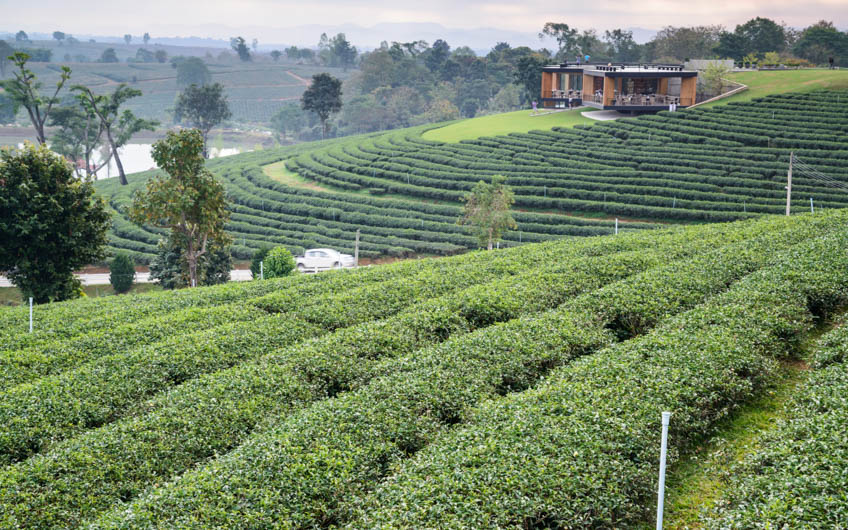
[174,83,232,158]
[129,129,231,288]
[0,143,110,303]
[301,73,343,139]
[1,52,71,145]
[457,175,517,251]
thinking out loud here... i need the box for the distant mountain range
[1,23,660,55]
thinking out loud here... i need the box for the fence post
[615,218,619,235]
[810,197,814,214]
[656,411,672,530]
[260,261,264,280]
[354,229,360,267]
[29,297,33,333]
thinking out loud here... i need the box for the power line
[792,155,848,193]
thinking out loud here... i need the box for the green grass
[700,69,848,108]
[422,108,593,142]
[656,317,841,529]
[0,283,161,307]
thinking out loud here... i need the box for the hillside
[97,87,848,262]
[1,211,848,527]
[7,59,350,127]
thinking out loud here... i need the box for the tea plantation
[96,89,848,263]
[1,210,848,527]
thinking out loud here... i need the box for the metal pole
[29,297,33,333]
[786,152,793,216]
[656,411,672,530]
[260,261,264,280]
[810,197,814,214]
[354,229,360,267]
[615,218,619,235]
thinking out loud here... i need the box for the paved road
[0,269,253,288]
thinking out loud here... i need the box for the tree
[250,245,273,279]
[301,72,342,139]
[0,40,13,76]
[15,31,28,43]
[263,246,295,278]
[457,175,516,251]
[271,103,307,140]
[109,253,135,293]
[173,56,211,87]
[99,48,119,63]
[143,32,150,45]
[124,34,132,45]
[129,129,231,288]
[48,96,111,179]
[231,36,251,61]
[794,21,848,65]
[173,82,232,158]
[424,39,450,71]
[52,31,65,45]
[702,61,731,95]
[604,29,641,62]
[1,52,71,144]
[650,26,723,61]
[73,84,159,185]
[270,50,282,62]
[154,49,167,63]
[737,17,786,54]
[514,55,546,105]
[540,22,580,60]
[0,143,110,303]
[330,33,357,71]
[135,48,155,63]
[0,94,18,124]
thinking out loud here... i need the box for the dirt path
[286,70,311,85]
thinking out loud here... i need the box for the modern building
[540,63,698,112]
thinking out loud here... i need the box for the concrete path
[581,110,633,121]
[0,269,253,288]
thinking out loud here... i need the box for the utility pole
[786,152,793,216]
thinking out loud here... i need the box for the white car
[295,248,356,272]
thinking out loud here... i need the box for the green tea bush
[263,246,295,278]
[108,253,135,294]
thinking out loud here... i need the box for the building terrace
[541,62,698,112]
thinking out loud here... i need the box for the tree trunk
[104,125,128,185]
[201,129,209,159]
[186,238,198,288]
[321,118,327,140]
[487,228,494,251]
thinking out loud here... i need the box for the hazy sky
[2,0,846,39]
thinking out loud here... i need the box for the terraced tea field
[2,211,848,527]
[97,89,848,262]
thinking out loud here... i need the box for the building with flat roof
[540,63,698,112]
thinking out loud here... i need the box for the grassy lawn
[700,69,848,108]
[423,108,593,143]
[0,283,161,307]
[262,160,333,192]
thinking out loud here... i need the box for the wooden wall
[680,77,696,105]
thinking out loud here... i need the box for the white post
[656,411,672,530]
[29,297,33,333]
[615,218,619,235]
[810,197,814,214]
[260,260,264,280]
[354,229,360,267]
[786,152,793,216]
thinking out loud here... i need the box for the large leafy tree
[794,21,848,65]
[457,175,517,251]
[73,84,158,185]
[1,52,71,144]
[0,143,110,303]
[172,56,211,88]
[48,96,111,179]
[540,22,580,60]
[231,36,251,61]
[514,55,546,105]
[301,73,342,139]
[129,129,231,288]
[330,33,358,71]
[174,82,232,157]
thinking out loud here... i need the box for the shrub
[108,253,135,294]
[263,246,295,278]
[249,245,272,279]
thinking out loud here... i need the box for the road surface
[0,269,253,288]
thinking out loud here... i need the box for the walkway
[0,269,253,288]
